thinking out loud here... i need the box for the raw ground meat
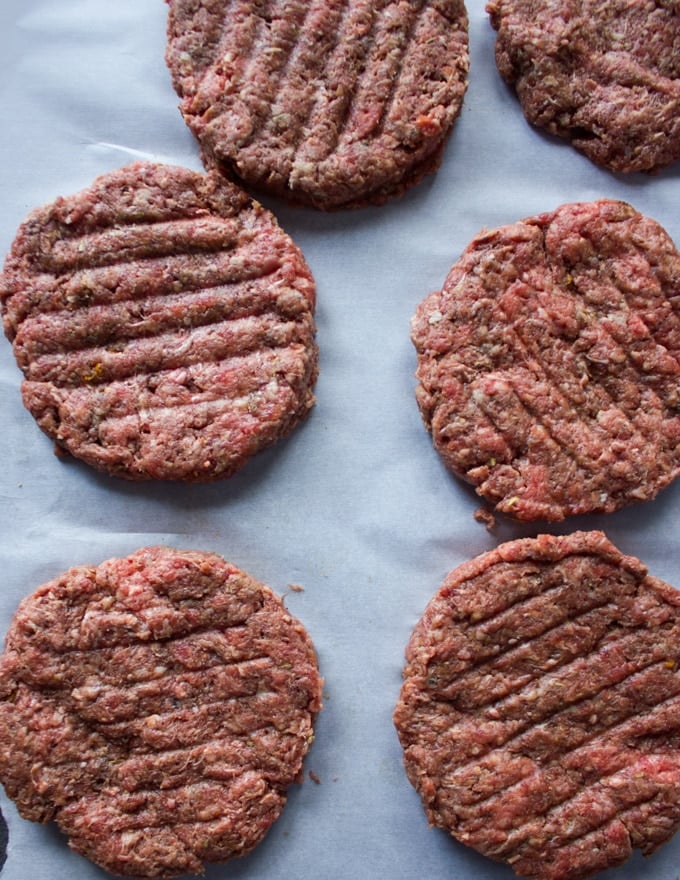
[487,0,680,173]
[0,161,318,481]
[394,530,680,880]
[411,199,680,521]
[165,0,469,209]
[0,546,323,878]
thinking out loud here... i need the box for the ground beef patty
[394,530,680,880]
[411,199,680,522]
[0,161,317,481]
[487,0,680,173]
[165,0,469,209]
[0,546,322,878]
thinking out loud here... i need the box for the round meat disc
[411,199,680,521]
[487,0,680,173]
[0,161,318,481]
[394,530,680,880]
[0,546,323,877]
[165,0,470,209]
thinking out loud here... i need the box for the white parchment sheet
[1,2,680,879]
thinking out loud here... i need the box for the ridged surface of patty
[0,546,322,878]
[394,530,680,880]
[165,0,469,208]
[411,199,680,521]
[0,161,318,481]
[487,0,680,173]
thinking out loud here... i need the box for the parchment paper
[1,2,680,879]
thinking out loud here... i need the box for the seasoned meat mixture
[395,530,680,880]
[487,0,680,173]
[165,0,469,208]
[0,546,322,877]
[0,162,318,481]
[411,199,680,521]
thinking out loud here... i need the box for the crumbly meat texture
[411,199,680,521]
[0,161,318,481]
[394,530,680,880]
[0,546,322,878]
[165,0,469,209]
[486,0,680,173]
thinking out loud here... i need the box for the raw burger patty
[487,0,680,173]
[165,0,469,209]
[394,530,680,880]
[411,199,680,521]
[0,546,322,878]
[0,161,317,481]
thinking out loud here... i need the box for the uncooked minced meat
[0,546,322,877]
[411,199,680,521]
[0,161,318,481]
[487,0,680,173]
[394,530,680,880]
[165,0,469,209]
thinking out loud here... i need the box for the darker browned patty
[165,0,469,209]
[0,161,318,481]
[0,546,322,878]
[394,530,680,880]
[487,0,680,173]
[411,199,680,521]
